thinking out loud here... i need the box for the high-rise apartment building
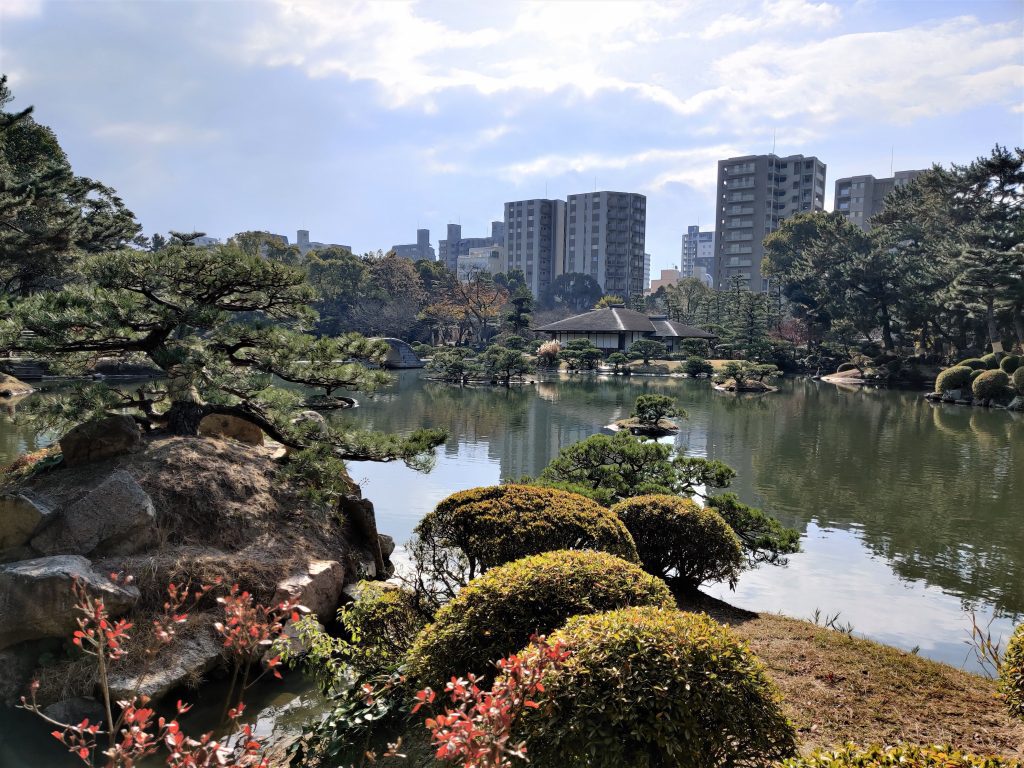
[834,170,926,231]
[565,191,647,300]
[713,154,826,291]
[392,228,435,260]
[438,221,505,274]
[504,199,566,299]
[680,225,715,280]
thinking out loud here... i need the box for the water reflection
[343,372,1023,670]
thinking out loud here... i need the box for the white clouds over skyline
[1,0,1021,271]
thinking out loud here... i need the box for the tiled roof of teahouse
[649,317,719,339]
[534,307,656,333]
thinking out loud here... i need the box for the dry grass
[679,591,1024,758]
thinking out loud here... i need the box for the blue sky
[1,0,1021,273]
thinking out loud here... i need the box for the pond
[1,371,1021,764]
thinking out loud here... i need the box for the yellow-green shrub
[338,581,425,675]
[957,358,988,370]
[934,366,973,393]
[517,607,796,768]
[413,484,638,579]
[779,744,1016,767]
[1013,366,1024,395]
[999,355,1020,375]
[980,352,1003,369]
[1001,623,1024,720]
[611,494,743,588]
[972,369,1010,402]
[404,550,672,689]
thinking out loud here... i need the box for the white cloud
[0,0,43,19]
[232,2,1022,141]
[93,121,220,145]
[701,0,841,39]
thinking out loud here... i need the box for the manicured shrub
[1014,366,1024,395]
[969,368,986,383]
[980,352,1003,369]
[780,744,1017,767]
[413,485,638,580]
[631,394,682,426]
[338,581,425,675]
[972,369,1010,402]
[957,358,988,370]
[516,607,797,767]
[934,365,973,393]
[1000,355,1021,375]
[836,362,857,372]
[684,355,714,376]
[1001,622,1024,720]
[611,495,743,589]
[404,550,673,689]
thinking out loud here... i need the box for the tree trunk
[1013,301,1024,351]
[165,400,208,436]
[986,296,999,352]
[880,303,895,352]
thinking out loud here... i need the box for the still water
[1,372,1021,764]
[338,371,1023,671]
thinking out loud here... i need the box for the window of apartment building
[852,197,862,205]
[838,186,850,196]
[839,201,849,210]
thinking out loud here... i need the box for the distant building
[834,170,926,231]
[392,228,436,261]
[565,191,647,301]
[457,245,504,281]
[534,306,716,352]
[649,268,682,293]
[713,153,826,291]
[643,252,651,294]
[193,236,221,247]
[504,199,566,299]
[294,229,350,256]
[438,221,504,274]
[681,225,714,280]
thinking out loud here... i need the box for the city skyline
[1,0,1020,274]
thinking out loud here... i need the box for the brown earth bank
[0,431,391,708]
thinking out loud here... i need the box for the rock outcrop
[0,555,139,649]
[274,559,346,620]
[0,373,34,398]
[108,630,222,701]
[197,414,264,445]
[31,470,156,557]
[59,415,141,467]
[0,492,53,552]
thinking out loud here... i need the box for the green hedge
[1014,366,1024,395]
[779,744,1017,767]
[957,358,988,370]
[404,550,672,689]
[414,484,638,577]
[610,494,743,589]
[972,369,1010,402]
[980,352,1003,370]
[517,607,797,767]
[934,366,973,393]
[337,581,425,676]
[999,355,1020,375]
[1001,623,1024,720]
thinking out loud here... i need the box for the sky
[1,0,1022,274]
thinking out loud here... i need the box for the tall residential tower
[565,191,647,300]
[833,170,926,231]
[503,199,567,299]
[713,153,826,291]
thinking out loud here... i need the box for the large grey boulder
[107,630,222,702]
[59,415,141,467]
[1007,396,1024,412]
[274,559,345,619]
[0,555,139,649]
[0,492,53,551]
[43,697,105,726]
[31,470,156,558]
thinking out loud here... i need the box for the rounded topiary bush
[404,550,673,689]
[957,358,988,370]
[780,744,1018,767]
[980,352,1003,369]
[972,369,1010,402]
[970,368,986,383]
[934,365,973,394]
[1014,366,1024,395]
[413,484,638,577]
[1001,622,1024,720]
[1000,354,1021,375]
[836,362,857,373]
[610,494,743,589]
[516,607,797,767]
[338,581,426,675]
